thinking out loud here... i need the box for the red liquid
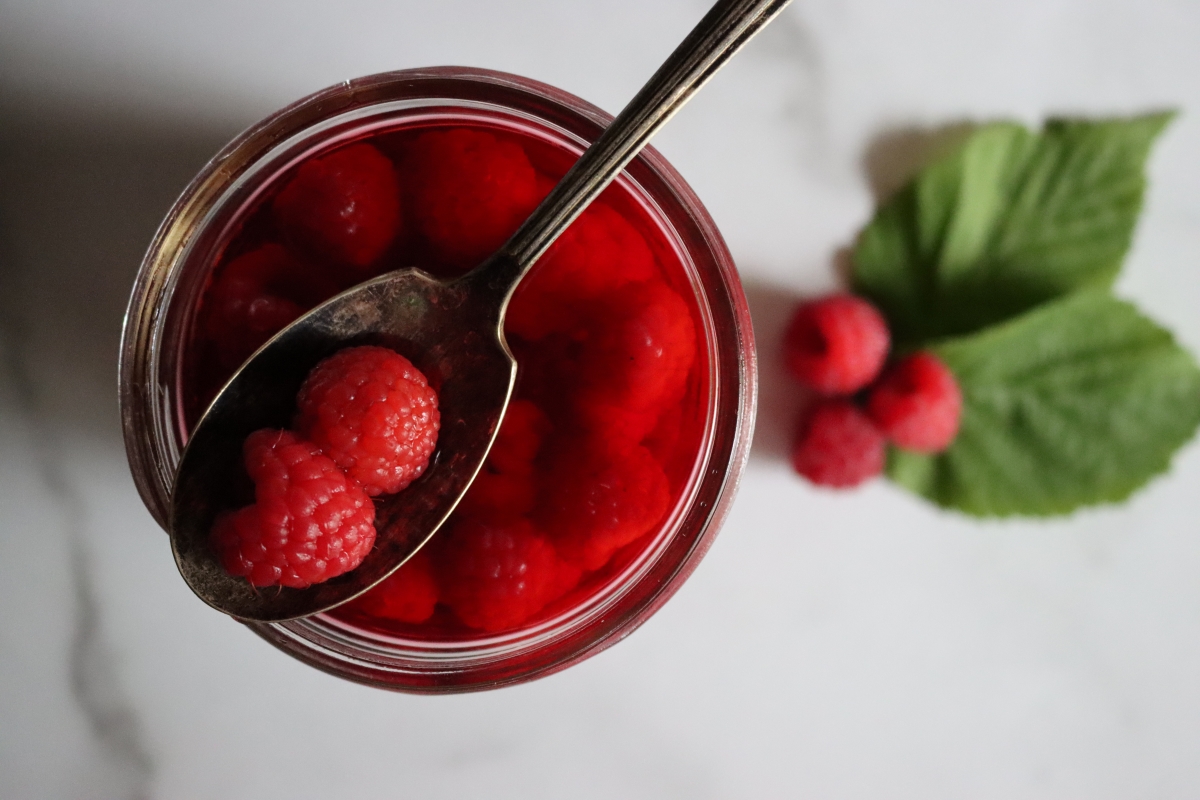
[181,114,710,640]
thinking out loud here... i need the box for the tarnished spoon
[171,0,792,621]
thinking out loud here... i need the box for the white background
[1,1,1199,797]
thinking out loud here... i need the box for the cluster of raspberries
[200,129,695,635]
[344,193,695,634]
[211,347,441,589]
[199,132,545,384]
[783,294,962,488]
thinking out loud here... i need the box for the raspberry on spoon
[210,429,376,588]
[295,346,441,496]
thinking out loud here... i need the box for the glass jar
[119,67,756,692]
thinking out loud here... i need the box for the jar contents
[183,120,708,636]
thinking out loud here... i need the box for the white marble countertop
[2,1,1199,797]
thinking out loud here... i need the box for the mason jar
[119,67,756,692]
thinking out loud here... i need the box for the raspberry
[457,400,551,520]
[537,442,671,571]
[436,517,578,632]
[295,346,440,496]
[506,282,695,456]
[506,200,659,341]
[571,280,697,452]
[867,352,962,452]
[783,294,890,394]
[791,400,885,488]
[486,400,552,473]
[202,244,324,371]
[272,142,402,269]
[342,549,438,624]
[404,128,541,271]
[210,429,376,588]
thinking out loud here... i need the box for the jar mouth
[119,67,757,692]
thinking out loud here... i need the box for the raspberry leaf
[853,113,1174,345]
[887,291,1200,516]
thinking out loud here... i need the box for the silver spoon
[171,0,792,621]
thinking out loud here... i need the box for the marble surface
[2,0,1199,797]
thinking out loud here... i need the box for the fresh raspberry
[272,142,402,269]
[537,442,671,571]
[341,549,438,624]
[202,243,339,371]
[506,200,660,341]
[784,294,890,394]
[436,516,577,632]
[571,280,697,451]
[867,352,962,452]
[295,346,440,496]
[791,400,885,488]
[210,429,376,588]
[403,127,541,271]
[457,400,551,520]
[505,281,696,457]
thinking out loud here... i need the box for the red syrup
[180,115,710,640]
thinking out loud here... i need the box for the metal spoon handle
[494,0,792,281]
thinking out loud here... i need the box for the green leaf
[888,291,1200,516]
[853,112,1175,345]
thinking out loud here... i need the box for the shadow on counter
[0,95,237,445]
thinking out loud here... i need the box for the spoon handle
[496,0,792,278]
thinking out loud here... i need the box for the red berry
[486,400,552,474]
[537,442,671,571]
[791,400,885,488]
[342,549,438,624]
[436,517,577,632]
[457,400,551,520]
[295,346,440,496]
[506,200,659,341]
[867,352,962,452]
[202,244,327,371]
[403,128,541,271]
[783,294,890,394]
[273,142,402,269]
[210,429,376,588]
[572,280,696,450]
